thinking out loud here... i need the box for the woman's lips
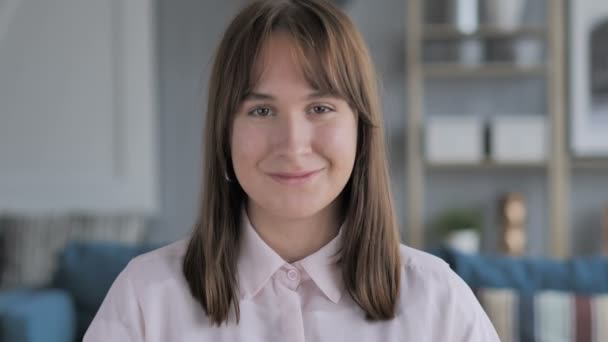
[268,169,323,185]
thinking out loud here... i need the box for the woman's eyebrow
[306,91,335,100]
[243,92,274,101]
[243,90,336,101]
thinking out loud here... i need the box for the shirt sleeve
[446,268,501,342]
[83,261,145,342]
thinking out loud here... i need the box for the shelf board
[423,63,545,78]
[422,25,546,40]
[427,161,547,171]
[571,159,608,170]
[427,160,608,171]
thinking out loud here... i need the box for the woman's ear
[224,155,234,182]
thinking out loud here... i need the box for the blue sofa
[430,247,608,293]
[0,241,158,342]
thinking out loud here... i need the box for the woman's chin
[260,202,328,220]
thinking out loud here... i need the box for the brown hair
[183,0,401,325]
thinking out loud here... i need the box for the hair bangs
[242,1,375,127]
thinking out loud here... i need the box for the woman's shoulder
[396,244,500,340]
[132,238,189,263]
[397,243,471,299]
[85,239,191,341]
[121,238,189,285]
[398,244,452,276]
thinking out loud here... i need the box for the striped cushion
[0,214,146,289]
[476,288,608,342]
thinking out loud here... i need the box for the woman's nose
[272,112,313,157]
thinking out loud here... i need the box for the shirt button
[287,269,299,281]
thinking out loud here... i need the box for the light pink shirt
[84,212,499,341]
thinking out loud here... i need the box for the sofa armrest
[0,288,75,342]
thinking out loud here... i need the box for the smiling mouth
[267,169,323,184]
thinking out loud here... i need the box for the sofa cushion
[432,247,608,293]
[0,289,33,312]
[0,289,75,342]
[52,240,158,338]
[0,231,5,285]
[477,288,608,342]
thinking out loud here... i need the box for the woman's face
[231,32,358,220]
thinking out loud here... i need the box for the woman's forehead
[252,33,307,81]
[250,32,334,96]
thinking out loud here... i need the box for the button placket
[282,267,301,290]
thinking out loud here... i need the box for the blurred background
[1,0,608,341]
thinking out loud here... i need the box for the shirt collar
[295,227,344,303]
[236,208,344,303]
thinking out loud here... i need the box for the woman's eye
[248,107,272,117]
[310,105,333,114]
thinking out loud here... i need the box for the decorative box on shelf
[490,115,547,163]
[425,116,485,164]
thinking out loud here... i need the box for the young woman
[85,0,499,341]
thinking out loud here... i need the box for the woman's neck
[246,199,342,263]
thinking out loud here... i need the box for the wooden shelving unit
[405,0,570,257]
[423,63,545,78]
[422,24,546,40]
[427,162,547,171]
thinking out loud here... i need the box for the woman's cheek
[231,122,263,173]
[317,119,357,167]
